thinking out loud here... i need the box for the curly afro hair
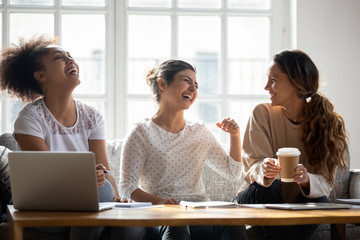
[0,36,57,102]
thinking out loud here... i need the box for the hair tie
[306,92,318,103]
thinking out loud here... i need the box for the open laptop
[8,151,114,212]
[264,202,353,211]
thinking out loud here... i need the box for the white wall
[295,0,360,169]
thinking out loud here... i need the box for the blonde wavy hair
[274,50,348,186]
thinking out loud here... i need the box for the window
[121,0,287,143]
[0,0,113,136]
[0,0,288,142]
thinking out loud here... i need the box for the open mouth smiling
[182,94,193,100]
[66,65,79,75]
[269,93,276,98]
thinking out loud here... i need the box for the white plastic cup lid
[276,147,301,156]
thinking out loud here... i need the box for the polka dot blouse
[120,118,243,202]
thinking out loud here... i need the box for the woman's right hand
[159,198,179,205]
[95,164,107,187]
[216,118,240,137]
[262,158,280,179]
[131,188,179,205]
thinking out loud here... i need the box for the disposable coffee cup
[276,148,301,182]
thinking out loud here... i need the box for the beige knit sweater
[239,103,332,200]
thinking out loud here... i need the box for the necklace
[289,119,303,125]
[281,108,304,125]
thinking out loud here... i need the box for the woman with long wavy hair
[233,49,348,240]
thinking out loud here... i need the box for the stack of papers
[179,201,238,208]
[114,202,153,208]
[264,202,353,210]
[101,202,153,208]
[336,199,360,205]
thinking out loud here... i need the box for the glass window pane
[185,101,220,123]
[228,99,268,143]
[8,101,25,132]
[178,16,221,95]
[178,0,221,9]
[185,101,220,140]
[10,13,54,44]
[62,0,105,7]
[228,0,270,10]
[10,0,53,6]
[128,15,171,94]
[128,59,163,96]
[62,14,106,95]
[127,101,157,133]
[128,0,170,8]
[227,17,269,95]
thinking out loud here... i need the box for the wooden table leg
[13,223,23,240]
[6,207,23,240]
[7,207,14,240]
[331,224,346,240]
[6,220,23,240]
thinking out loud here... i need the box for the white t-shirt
[13,98,105,151]
[120,118,243,202]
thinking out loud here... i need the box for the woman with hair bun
[120,59,247,240]
[234,50,348,240]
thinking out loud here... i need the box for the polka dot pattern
[120,119,243,201]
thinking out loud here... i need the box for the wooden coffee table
[7,205,360,240]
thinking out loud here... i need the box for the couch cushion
[328,151,351,202]
[349,170,360,199]
[202,164,244,202]
[0,133,20,151]
[0,146,12,223]
[106,139,122,189]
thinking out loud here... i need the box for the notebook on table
[264,202,353,211]
[336,199,360,205]
[8,151,114,212]
[179,200,238,208]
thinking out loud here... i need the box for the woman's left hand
[294,164,309,187]
[113,196,129,203]
[216,118,240,137]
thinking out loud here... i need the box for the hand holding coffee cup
[276,148,301,182]
[294,164,309,185]
[262,158,280,179]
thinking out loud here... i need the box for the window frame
[116,0,289,141]
[0,0,116,138]
[0,0,290,142]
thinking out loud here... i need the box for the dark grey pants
[233,180,328,240]
[144,224,248,240]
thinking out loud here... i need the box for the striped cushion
[0,146,11,222]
